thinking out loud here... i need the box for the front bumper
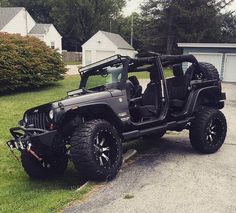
[7,127,57,153]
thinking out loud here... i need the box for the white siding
[31,34,44,42]
[33,25,62,53]
[188,52,223,73]
[1,9,35,36]
[223,54,236,82]
[82,31,118,66]
[1,8,62,53]
[117,49,136,58]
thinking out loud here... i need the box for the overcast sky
[123,0,236,16]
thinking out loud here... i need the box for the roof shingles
[29,24,52,35]
[100,31,134,50]
[0,7,23,30]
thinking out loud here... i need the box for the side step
[122,117,194,141]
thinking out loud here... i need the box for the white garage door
[224,54,236,82]
[189,52,223,73]
[95,50,115,62]
[85,50,92,65]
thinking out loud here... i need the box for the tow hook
[7,140,43,162]
[27,143,43,161]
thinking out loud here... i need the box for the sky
[123,0,236,16]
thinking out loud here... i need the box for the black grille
[27,112,47,129]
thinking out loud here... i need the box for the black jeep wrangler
[7,54,227,181]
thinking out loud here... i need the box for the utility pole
[110,19,112,32]
[131,13,134,47]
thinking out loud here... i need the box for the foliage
[138,0,236,53]
[111,12,143,50]
[0,33,66,93]
[50,0,126,51]
[220,12,236,42]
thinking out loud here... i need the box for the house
[178,43,236,82]
[0,7,62,53]
[82,31,136,66]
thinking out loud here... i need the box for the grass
[0,76,94,213]
[64,61,82,66]
[129,68,173,79]
[0,69,174,212]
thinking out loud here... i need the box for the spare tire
[186,62,220,81]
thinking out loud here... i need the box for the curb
[76,181,92,192]
[123,149,137,163]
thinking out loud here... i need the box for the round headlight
[49,110,54,120]
[24,114,28,123]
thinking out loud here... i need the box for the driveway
[66,65,81,76]
[64,83,236,213]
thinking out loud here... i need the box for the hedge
[0,33,66,93]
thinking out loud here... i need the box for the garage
[82,30,136,66]
[224,54,236,82]
[95,50,116,62]
[178,43,236,82]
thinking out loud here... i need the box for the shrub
[0,33,66,93]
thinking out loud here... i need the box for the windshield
[82,64,124,90]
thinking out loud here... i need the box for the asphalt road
[64,83,236,213]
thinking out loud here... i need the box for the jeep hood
[25,91,113,114]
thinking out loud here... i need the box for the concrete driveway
[66,65,81,76]
[64,83,236,213]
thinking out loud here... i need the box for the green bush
[0,33,66,93]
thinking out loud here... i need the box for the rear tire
[70,119,122,181]
[186,62,219,80]
[189,108,227,154]
[21,151,68,179]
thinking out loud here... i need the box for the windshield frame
[79,55,130,90]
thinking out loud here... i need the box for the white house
[82,31,136,66]
[178,43,236,82]
[0,7,62,53]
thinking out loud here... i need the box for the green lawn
[129,68,173,79]
[0,76,96,213]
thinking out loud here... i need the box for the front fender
[57,101,129,135]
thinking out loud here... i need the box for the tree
[3,0,126,51]
[140,0,235,54]
[5,0,53,23]
[221,12,236,42]
[50,0,126,51]
[0,33,66,93]
[0,0,9,6]
[110,13,143,50]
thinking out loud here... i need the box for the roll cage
[79,53,200,90]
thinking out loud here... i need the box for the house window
[51,42,55,49]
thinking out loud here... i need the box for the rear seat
[167,64,188,108]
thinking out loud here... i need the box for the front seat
[128,76,142,98]
[130,81,161,121]
[168,64,187,108]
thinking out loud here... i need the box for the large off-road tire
[70,119,122,181]
[189,108,227,154]
[186,62,219,80]
[21,151,68,179]
[143,130,166,141]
